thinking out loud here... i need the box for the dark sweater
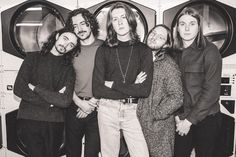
[92,41,153,99]
[14,52,75,122]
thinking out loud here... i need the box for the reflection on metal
[192,3,230,52]
[88,0,156,43]
[25,7,42,11]
[1,0,71,59]
[163,0,236,58]
[16,23,43,26]
[12,4,64,54]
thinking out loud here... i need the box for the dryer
[87,0,156,42]
[0,0,76,156]
[163,0,236,58]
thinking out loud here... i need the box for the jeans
[98,99,149,157]
[65,102,100,157]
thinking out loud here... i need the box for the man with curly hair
[65,8,103,157]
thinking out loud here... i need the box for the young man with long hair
[92,2,153,157]
[14,28,79,157]
[65,8,103,157]
[173,7,222,157]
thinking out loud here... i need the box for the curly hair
[66,8,99,37]
[106,2,139,47]
[40,28,80,65]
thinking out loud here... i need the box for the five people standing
[13,2,223,157]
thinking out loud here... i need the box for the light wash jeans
[97,99,149,157]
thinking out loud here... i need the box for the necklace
[115,45,133,83]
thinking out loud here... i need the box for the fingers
[135,71,147,84]
[59,86,66,93]
[88,98,98,107]
[76,109,88,118]
[175,116,180,123]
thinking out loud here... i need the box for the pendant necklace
[116,45,133,83]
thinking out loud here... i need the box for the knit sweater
[14,52,75,122]
[93,41,153,99]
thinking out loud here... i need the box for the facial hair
[55,44,66,55]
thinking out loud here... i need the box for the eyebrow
[70,43,75,47]
[63,36,69,40]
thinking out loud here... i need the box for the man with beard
[14,28,79,157]
[65,8,103,157]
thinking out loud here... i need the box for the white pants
[98,99,149,157]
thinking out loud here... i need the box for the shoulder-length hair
[172,7,206,50]
[106,2,139,47]
[40,28,80,65]
[145,24,173,50]
[66,8,99,37]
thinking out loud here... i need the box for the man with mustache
[14,28,80,157]
[65,8,103,157]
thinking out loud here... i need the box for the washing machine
[0,0,77,156]
[163,0,236,156]
[87,0,156,42]
[163,0,236,58]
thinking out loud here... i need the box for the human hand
[175,116,180,124]
[105,81,113,88]
[135,71,147,84]
[28,83,35,91]
[176,119,192,136]
[59,86,66,93]
[88,98,99,108]
[76,108,88,118]
[77,100,95,114]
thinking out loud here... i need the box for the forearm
[34,85,74,108]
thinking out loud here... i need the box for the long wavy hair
[106,2,139,47]
[172,7,206,50]
[40,28,80,65]
[66,8,99,37]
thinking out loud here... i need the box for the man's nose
[118,18,123,25]
[185,25,190,31]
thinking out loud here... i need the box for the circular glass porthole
[10,2,65,56]
[172,1,233,55]
[94,1,148,42]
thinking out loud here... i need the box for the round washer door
[2,0,71,59]
[94,3,147,41]
[173,2,232,55]
[10,3,64,56]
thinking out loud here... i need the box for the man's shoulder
[25,52,41,59]
[94,39,104,46]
